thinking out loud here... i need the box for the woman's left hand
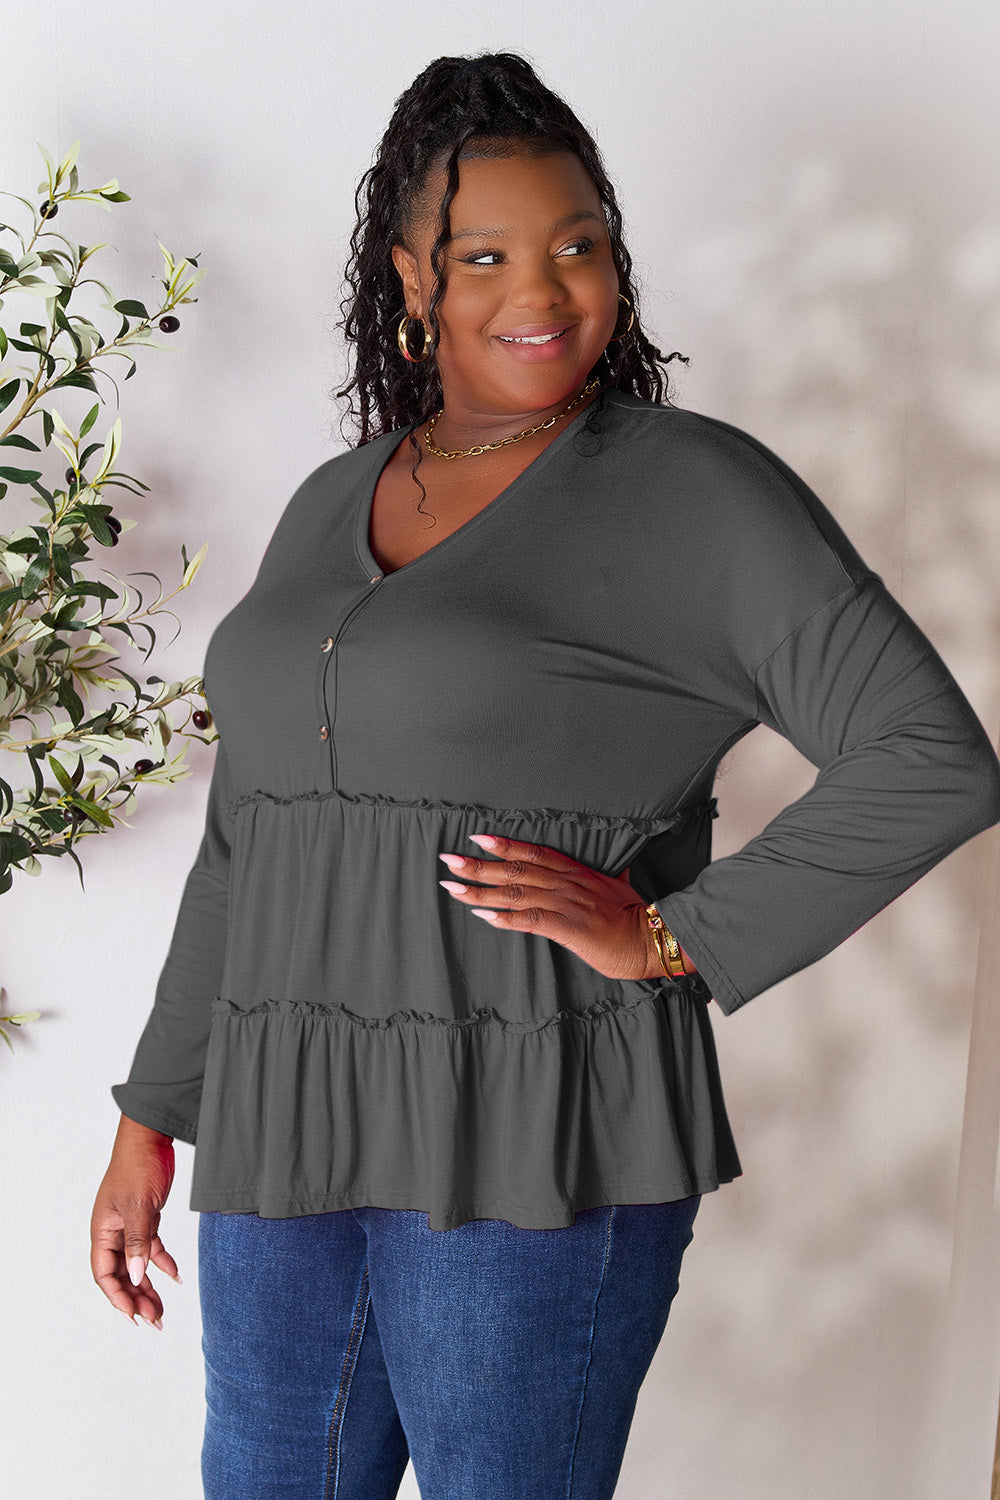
[437,832,690,982]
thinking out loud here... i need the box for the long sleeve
[655,572,1000,1017]
[111,736,235,1142]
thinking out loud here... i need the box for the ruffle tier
[189,974,740,1230]
[217,786,704,1023]
[189,785,742,1230]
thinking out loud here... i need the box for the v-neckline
[353,395,605,583]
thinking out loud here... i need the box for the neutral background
[2,2,998,1496]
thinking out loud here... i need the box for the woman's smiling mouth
[495,322,574,344]
[494,324,576,358]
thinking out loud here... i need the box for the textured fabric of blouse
[111,387,1000,1231]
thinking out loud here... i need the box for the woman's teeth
[498,329,568,344]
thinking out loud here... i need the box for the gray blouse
[111,387,1000,1231]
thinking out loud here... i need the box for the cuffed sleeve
[111,737,236,1142]
[655,573,1000,1016]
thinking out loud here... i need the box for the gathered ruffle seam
[209,979,706,1035]
[223,785,708,837]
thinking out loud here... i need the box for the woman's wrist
[638,904,698,979]
[115,1112,174,1149]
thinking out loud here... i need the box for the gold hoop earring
[397,313,433,363]
[607,292,635,344]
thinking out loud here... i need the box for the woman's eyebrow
[450,209,604,240]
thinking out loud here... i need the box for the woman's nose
[507,260,568,309]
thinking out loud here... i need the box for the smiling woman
[391,150,620,419]
[365,147,628,576]
[94,48,1000,1500]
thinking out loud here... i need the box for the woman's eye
[461,238,595,268]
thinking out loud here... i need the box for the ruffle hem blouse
[111,387,1000,1231]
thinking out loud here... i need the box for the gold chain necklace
[422,377,602,460]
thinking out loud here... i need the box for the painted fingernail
[119,1307,138,1324]
[128,1256,145,1286]
[468,834,498,848]
[439,880,468,894]
[438,853,467,869]
[469,908,499,921]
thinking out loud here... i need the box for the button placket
[318,573,384,782]
[318,636,334,747]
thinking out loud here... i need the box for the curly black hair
[332,51,689,451]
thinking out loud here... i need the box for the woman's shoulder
[603,388,871,588]
[599,388,799,486]
[301,424,405,486]
[602,387,795,472]
[268,425,405,526]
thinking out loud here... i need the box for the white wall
[2,2,998,1495]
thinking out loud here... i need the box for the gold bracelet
[643,903,688,978]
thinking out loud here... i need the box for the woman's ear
[391,243,421,317]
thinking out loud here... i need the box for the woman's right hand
[90,1114,182,1330]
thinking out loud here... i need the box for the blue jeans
[198,1196,701,1499]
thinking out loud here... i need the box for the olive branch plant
[0,140,214,1051]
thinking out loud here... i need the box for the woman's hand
[90,1114,183,1331]
[438,833,698,982]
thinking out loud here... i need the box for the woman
[91,52,1000,1500]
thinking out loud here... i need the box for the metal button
[319,726,329,741]
[320,636,333,652]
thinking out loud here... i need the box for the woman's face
[392,146,621,426]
